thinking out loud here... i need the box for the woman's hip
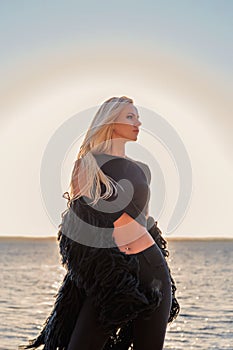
[131,244,171,289]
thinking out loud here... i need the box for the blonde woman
[19,96,179,350]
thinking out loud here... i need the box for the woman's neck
[108,138,126,157]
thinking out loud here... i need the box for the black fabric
[66,244,172,350]
[91,153,151,227]
[18,156,180,350]
[18,216,180,350]
[66,294,111,350]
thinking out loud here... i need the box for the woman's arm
[112,212,149,247]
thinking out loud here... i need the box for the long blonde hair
[63,96,134,206]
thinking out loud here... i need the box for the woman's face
[112,104,142,141]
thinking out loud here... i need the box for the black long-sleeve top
[77,152,152,228]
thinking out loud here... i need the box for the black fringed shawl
[19,216,180,350]
[19,155,180,350]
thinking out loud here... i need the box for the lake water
[0,238,232,350]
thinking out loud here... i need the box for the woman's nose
[136,120,142,127]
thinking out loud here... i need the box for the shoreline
[0,236,233,242]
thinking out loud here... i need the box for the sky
[0,0,232,238]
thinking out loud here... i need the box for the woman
[19,96,180,350]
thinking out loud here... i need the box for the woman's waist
[112,229,156,254]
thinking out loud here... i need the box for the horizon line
[0,235,233,241]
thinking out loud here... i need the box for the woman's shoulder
[93,153,151,184]
[133,160,151,185]
[93,152,144,168]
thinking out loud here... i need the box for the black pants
[67,244,172,350]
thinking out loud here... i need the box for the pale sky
[0,0,232,238]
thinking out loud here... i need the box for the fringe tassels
[19,213,180,350]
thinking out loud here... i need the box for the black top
[88,153,151,227]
